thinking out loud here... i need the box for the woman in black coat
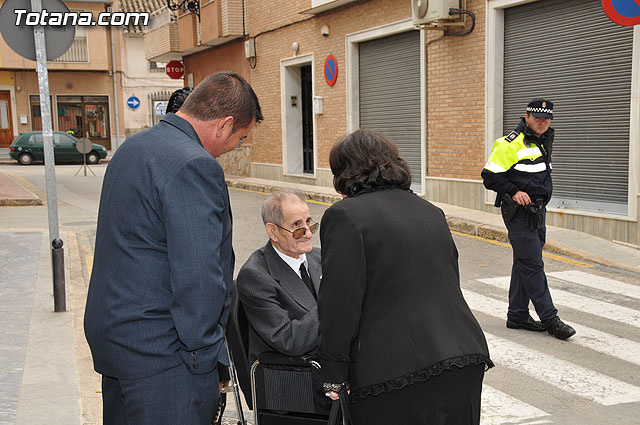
[317,129,493,424]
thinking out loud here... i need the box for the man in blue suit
[84,72,262,425]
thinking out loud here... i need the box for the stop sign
[166,60,185,79]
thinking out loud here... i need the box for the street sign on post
[0,0,73,312]
[75,137,95,177]
[166,60,185,79]
[0,0,75,60]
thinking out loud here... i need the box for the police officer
[481,98,575,340]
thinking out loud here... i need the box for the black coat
[317,188,491,400]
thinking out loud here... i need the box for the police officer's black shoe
[506,315,546,332]
[546,318,576,340]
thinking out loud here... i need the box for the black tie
[300,263,316,299]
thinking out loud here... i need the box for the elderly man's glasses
[273,222,319,239]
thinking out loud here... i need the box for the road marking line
[462,289,640,366]
[449,231,593,268]
[481,385,551,425]
[547,270,640,301]
[85,254,93,277]
[478,276,640,328]
[75,232,94,279]
[485,332,640,406]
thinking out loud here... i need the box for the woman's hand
[325,390,340,401]
[322,382,350,400]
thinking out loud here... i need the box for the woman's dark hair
[179,71,263,132]
[166,87,193,114]
[329,129,412,197]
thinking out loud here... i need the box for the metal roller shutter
[503,0,633,215]
[359,30,422,190]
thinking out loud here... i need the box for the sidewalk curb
[0,197,42,206]
[226,178,640,274]
[226,179,342,205]
[0,173,43,206]
[66,231,102,425]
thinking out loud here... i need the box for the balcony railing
[51,37,89,63]
[155,0,245,55]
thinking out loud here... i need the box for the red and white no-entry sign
[166,60,185,79]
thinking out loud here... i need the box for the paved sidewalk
[1,173,638,425]
[0,171,41,206]
[0,229,80,425]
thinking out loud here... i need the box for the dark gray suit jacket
[84,113,234,379]
[237,242,321,365]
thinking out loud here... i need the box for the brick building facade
[158,0,640,244]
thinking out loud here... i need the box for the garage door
[359,30,422,191]
[503,0,633,215]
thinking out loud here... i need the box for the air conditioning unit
[412,0,459,25]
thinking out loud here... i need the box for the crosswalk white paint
[462,289,640,366]
[478,276,640,328]
[481,385,551,425]
[547,270,640,301]
[485,332,640,406]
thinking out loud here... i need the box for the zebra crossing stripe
[485,332,640,406]
[547,270,640,301]
[478,277,640,328]
[481,385,551,425]
[462,289,640,366]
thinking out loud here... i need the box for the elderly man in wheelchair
[228,189,330,425]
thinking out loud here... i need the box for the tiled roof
[118,0,172,34]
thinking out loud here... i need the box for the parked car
[9,131,108,165]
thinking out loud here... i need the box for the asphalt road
[1,162,639,424]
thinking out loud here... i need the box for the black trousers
[504,207,558,326]
[350,363,485,425]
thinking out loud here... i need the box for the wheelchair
[226,281,331,425]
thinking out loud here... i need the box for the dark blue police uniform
[481,99,575,340]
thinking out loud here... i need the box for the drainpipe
[108,3,121,150]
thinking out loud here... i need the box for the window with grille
[52,10,89,63]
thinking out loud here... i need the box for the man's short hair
[261,189,307,226]
[179,72,263,131]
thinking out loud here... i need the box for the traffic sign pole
[32,0,65,312]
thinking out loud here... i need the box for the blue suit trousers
[102,363,219,425]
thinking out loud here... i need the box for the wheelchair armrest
[257,351,313,368]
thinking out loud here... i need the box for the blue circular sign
[324,54,338,86]
[602,0,640,26]
[127,96,141,110]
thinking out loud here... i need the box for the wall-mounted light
[292,41,299,57]
[167,0,200,21]
[321,25,330,37]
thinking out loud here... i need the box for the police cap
[526,98,553,119]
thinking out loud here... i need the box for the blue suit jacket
[84,114,234,379]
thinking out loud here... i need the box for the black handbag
[327,387,353,425]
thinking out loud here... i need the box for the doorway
[281,54,315,176]
[0,91,14,147]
